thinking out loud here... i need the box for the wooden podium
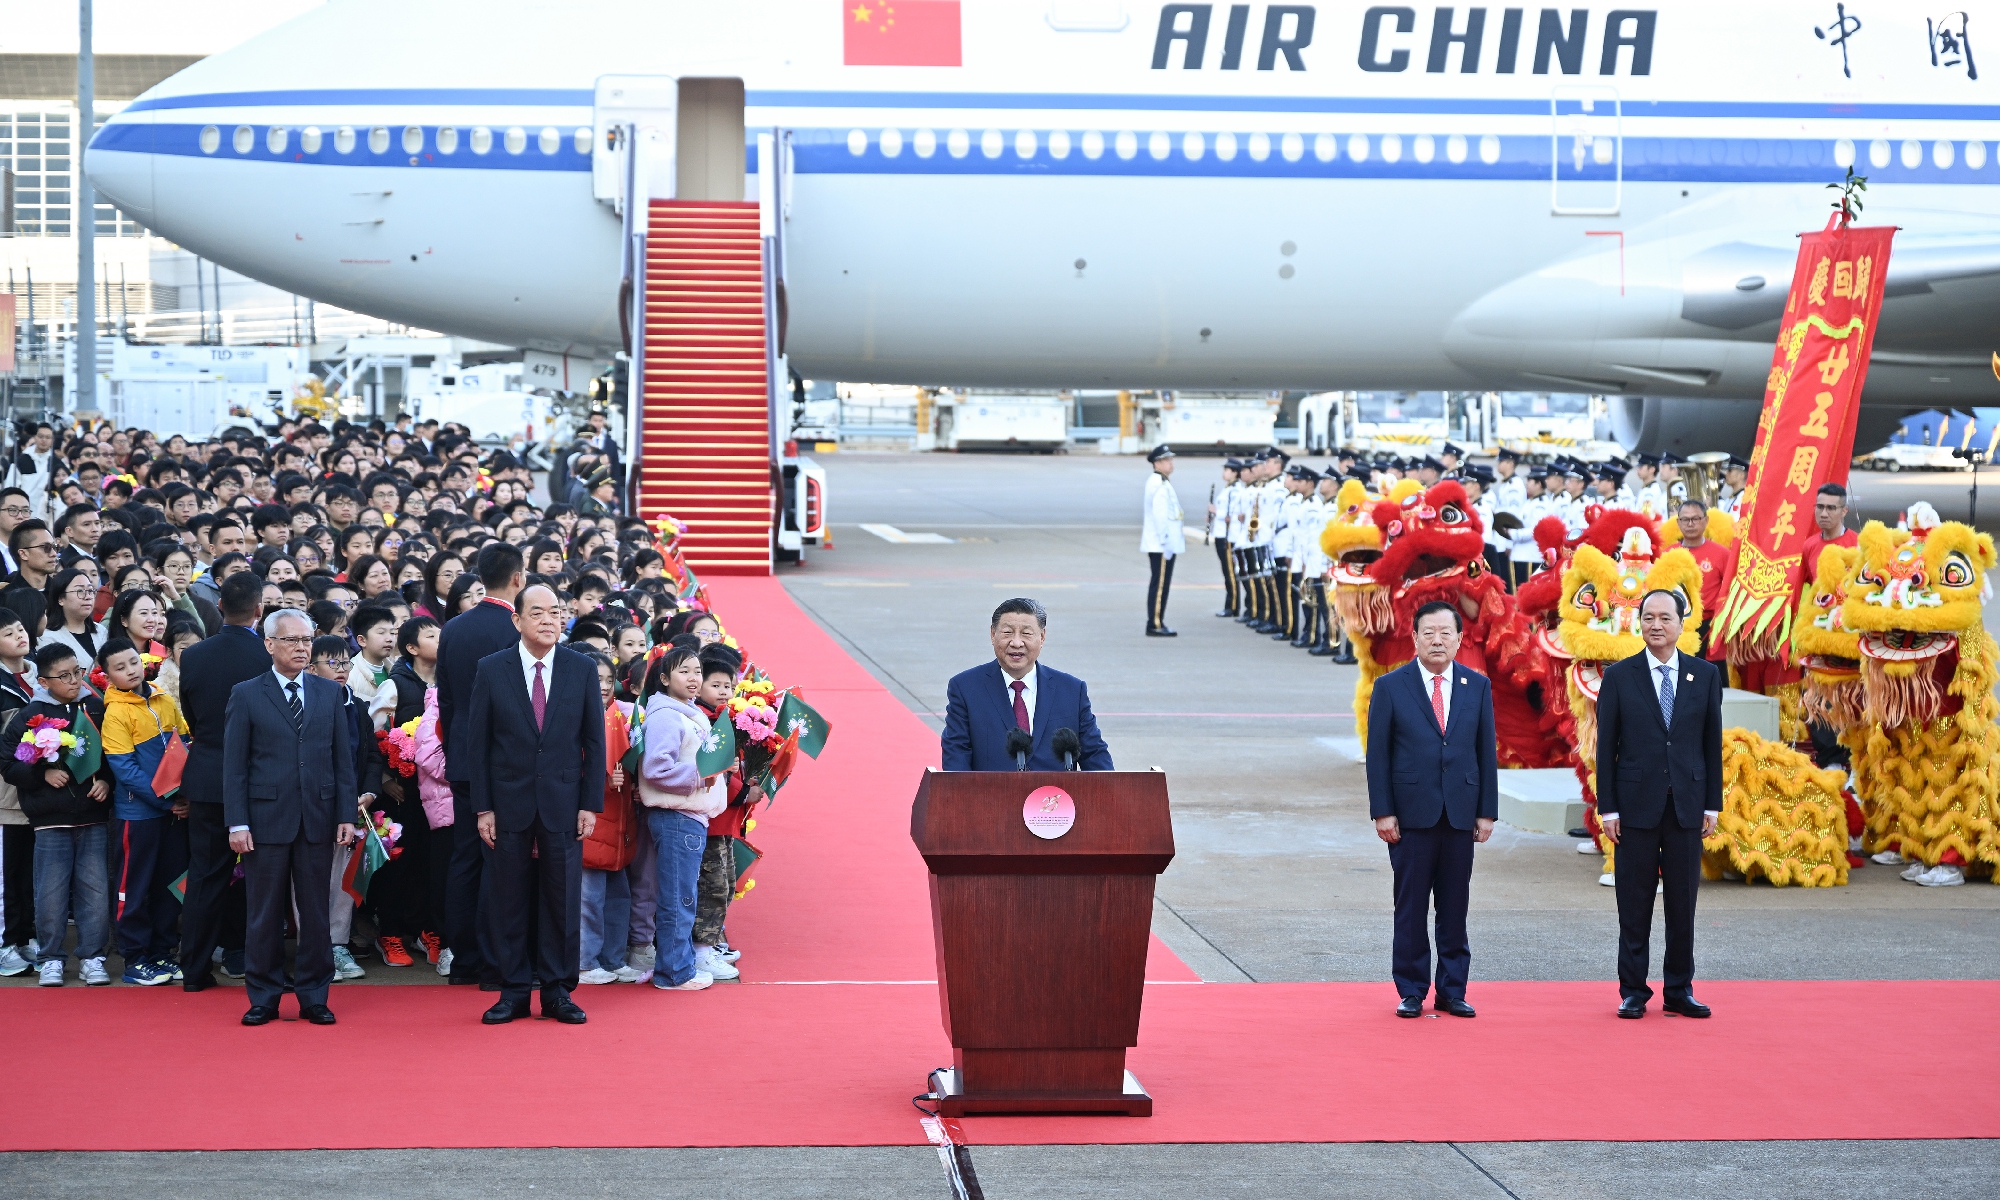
[911,768,1174,1116]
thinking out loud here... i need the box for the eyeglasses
[18,541,53,553]
[315,657,352,671]
[269,635,314,647]
[46,669,86,683]
[0,506,29,517]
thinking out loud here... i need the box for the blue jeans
[647,809,706,987]
[624,823,656,949]
[579,867,632,972]
[35,824,110,965]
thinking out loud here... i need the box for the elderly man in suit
[941,597,1112,772]
[223,608,358,1027]
[1596,589,1723,1020]
[1365,600,1498,1019]
[435,541,526,986]
[176,571,271,992]
[465,583,605,1025]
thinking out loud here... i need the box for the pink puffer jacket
[414,686,452,829]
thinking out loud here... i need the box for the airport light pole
[74,0,96,414]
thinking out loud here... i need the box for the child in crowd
[98,638,191,986]
[153,614,204,707]
[638,646,727,991]
[0,612,38,977]
[692,645,753,980]
[361,615,440,969]
[578,651,643,984]
[346,605,399,731]
[1,644,115,986]
[308,634,384,979]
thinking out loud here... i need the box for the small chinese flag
[843,0,961,67]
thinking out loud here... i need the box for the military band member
[1415,456,1444,488]
[1465,467,1510,583]
[1632,454,1667,518]
[1229,454,1257,626]
[1249,450,1289,635]
[1281,464,1319,645]
[1303,471,1340,656]
[1717,456,1749,514]
[1660,453,1687,509]
[1213,458,1244,617]
[1141,444,1185,637]
[1506,468,1551,591]
[1491,449,1526,514]
[1438,442,1466,475]
[1593,463,1623,508]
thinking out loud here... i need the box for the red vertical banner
[1713,218,1896,658]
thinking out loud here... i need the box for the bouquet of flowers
[377,717,420,778]
[729,679,783,784]
[366,809,405,854]
[13,715,77,764]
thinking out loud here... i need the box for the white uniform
[1226,480,1250,544]
[1635,480,1668,519]
[1275,489,1307,560]
[1491,473,1527,514]
[1296,494,1333,578]
[1141,473,1186,556]
[1555,491,1589,538]
[1509,492,1551,564]
[1476,493,1509,557]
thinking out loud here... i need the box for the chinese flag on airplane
[843,0,961,66]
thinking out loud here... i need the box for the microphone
[1006,728,1032,771]
[1052,728,1081,771]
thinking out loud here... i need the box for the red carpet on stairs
[6,577,1995,1150]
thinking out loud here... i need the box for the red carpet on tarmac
[7,578,1995,1151]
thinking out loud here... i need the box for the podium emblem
[1022,785,1076,840]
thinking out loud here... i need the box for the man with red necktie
[940,598,1112,772]
[1365,600,1499,1020]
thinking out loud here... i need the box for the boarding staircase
[633,199,774,575]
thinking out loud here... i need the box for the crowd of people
[0,413,763,1001]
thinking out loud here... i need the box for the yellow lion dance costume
[1322,477,1416,749]
[1842,502,2000,886]
[1558,520,1705,885]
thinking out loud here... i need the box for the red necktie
[1011,680,1030,732]
[532,661,547,730]
[1431,674,1446,730]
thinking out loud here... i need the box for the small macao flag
[65,709,102,779]
[695,708,737,776]
[776,692,830,759]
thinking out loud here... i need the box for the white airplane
[86,0,2000,453]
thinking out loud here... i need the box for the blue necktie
[1658,664,1675,729]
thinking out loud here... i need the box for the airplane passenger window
[1115,130,1137,159]
[1969,142,1989,170]
[1479,134,1500,163]
[1834,138,1855,168]
[232,125,254,154]
[1933,140,1953,169]
[436,127,458,154]
[199,125,219,154]
[1381,133,1402,163]
[913,128,936,158]
[1280,132,1303,162]
[980,129,1003,158]
[335,126,356,154]
[1016,130,1038,158]
[1214,131,1236,162]
[1247,132,1270,162]
[1081,130,1105,160]
[1900,139,1920,169]
[1147,131,1169,160]
[267,127,288,155]
[573,127,591,155]
[1314,133,1336,162]
[403,126,424,154]
[847,129,868,155]
[368,126,390,154]
[1345,134,1368,162]
[1868,139,1890,168]
[505,127,527,154]
[537,127,559,155]
[1048,130,1072,160]
[880,129,904,157]
[1413,133,1434,164]
[470,127,492,155]
[946,129,969,158]
[301,127,323,154]
[1446,133,1467,163]
[1180,132,1202,161]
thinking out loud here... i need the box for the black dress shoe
[1664,995,1711,1018]
[301,1003,337,1026]
[482,998,531,1025]
[541,991,588,1024]
[1617,997,1646,1019]
[1395,995,1424,1018]
[241,1005,280,1026]
[182,974,218,993]
[1215,609,1237,618]
[1308,644,1337,656]
[1331,650,1357,665]
[1145,626,1178,637]
[1437,997,1476,1018]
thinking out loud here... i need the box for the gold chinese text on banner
[1714,217,1896,658]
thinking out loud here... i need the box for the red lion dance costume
[1365,481,1565,768]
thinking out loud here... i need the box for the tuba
[1679,451,1731,510]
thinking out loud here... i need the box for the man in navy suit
[941,597,1112,772]
[1365,600,1498,1019]
[223,609,358,1027]
[1596,589,1723,1020]
[465,583,605,1025]
[176,571,269,991]
[435,542,526,986]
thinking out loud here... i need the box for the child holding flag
[637,646,727,992]
[693,644,752,981]
[98,638,191,986]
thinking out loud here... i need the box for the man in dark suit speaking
[1365,600,1497,1019]
[1596,589,1722,1020]
[223,608,358,1027]
[465,582,605,1026]
[941,597,1112,772]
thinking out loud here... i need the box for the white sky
[0,0,326,56]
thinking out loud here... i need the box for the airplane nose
[86,113,155,226]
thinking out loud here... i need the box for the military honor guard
[1140,445,1184,637]
[1303,471,1341,656]
[1211,458,1244,617]
[1491,449,1525,514]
